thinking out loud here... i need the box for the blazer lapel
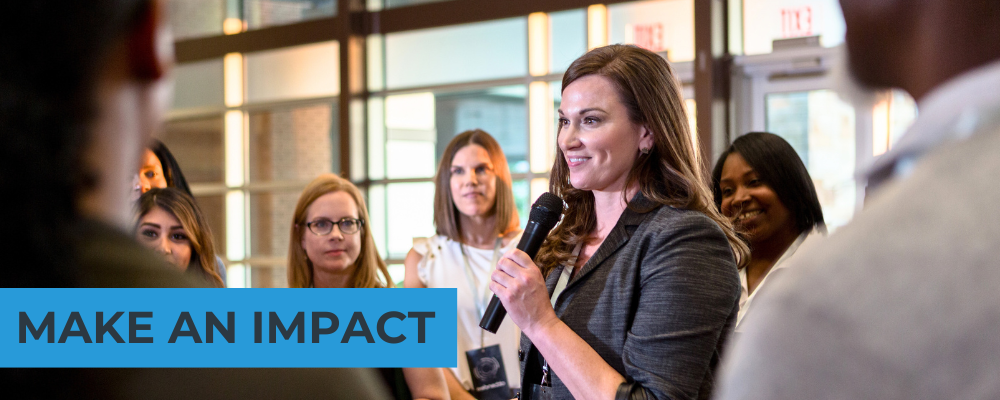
[564,193,658,291]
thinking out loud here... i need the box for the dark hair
[136,188,225,287]
[150,139,193,197]
[0,1,151,287]
[536,44,748,275]
[711,132,826,234]
[433,129,519,242]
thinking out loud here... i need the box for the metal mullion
[176,15,343,63]
[167,97,343,124]
[362,172,549,187]
[175,1,631,64]
[368,76,538,98]
[228,256,289,267]
[373,0,635,35]
[238,95,341,113]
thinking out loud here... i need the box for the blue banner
[1,288,457,368]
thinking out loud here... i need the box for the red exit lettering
[781,6,813,38]
[633,23,665,52]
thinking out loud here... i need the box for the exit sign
[781,6,813,38]
[631,23,665,52]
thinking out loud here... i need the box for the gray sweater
[519,194,741,400]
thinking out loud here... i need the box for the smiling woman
[711,131,826,330]
[489,44,747,400]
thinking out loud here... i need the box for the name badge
[465,344,510,400]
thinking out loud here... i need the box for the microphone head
[529,192,564,229]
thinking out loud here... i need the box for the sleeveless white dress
[413,234,522,390]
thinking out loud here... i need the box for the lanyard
[541,242,582,386]
[460,237,502,346]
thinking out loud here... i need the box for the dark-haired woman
[134,139,226,285]
[136,188,225,288]
[489,44,745,400]
[712,132,826,331]
[137,139,192,196]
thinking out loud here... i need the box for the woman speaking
[489,45,746,400]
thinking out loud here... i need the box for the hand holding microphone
[480,193,563,334]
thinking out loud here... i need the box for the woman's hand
[490,249,559,336]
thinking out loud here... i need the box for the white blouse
[736,228,821,331]
[413,234,522,390]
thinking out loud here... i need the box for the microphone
[480,192,564,334]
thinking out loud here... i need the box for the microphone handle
[480,220,547,333]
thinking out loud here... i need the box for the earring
[640,147,650,155]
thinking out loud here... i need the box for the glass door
[764,89,856,229]
[732,45,866,231]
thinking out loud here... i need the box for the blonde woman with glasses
[289,174,448,400]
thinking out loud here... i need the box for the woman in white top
[713,132,827,330]
[404,129,522,400]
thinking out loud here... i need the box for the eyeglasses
[305,217,364,236]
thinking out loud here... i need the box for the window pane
[244,0,337,30]
[550,9,587,74]
[743,0,846,55]
[385,182,435,260]
[193,194,227,261]
[384,18,527,89]
[161,116,226,183]
[433,85,528,173]
[249,190,302,258]
[608,0,695,62]
[380,86,529,180]
[873,89,918,156]
[173,59,224,110]
[513,180,530,230]
[367,184,388,259]
[250,265,289,288]
[765,89,855,231]
[246,41,340,104]
[387,263,405,287]
[248,103,339,182]
[170,0,226,40]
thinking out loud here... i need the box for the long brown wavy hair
[287,174,392,288]
[136,188,225,288]
[433,129,520,241]
[535,44,748,276]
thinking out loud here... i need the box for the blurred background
[165,0,917,288]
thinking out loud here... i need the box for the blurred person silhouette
[403,130,522,400]
[0,0,386,397]
[136,188,225,287]
[716,1,1000,399]
[492,44,746,400]
[711,132,825,332]
[289,173,449,400]
[134,139,227,284]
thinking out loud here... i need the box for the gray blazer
[519,194,741,400]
